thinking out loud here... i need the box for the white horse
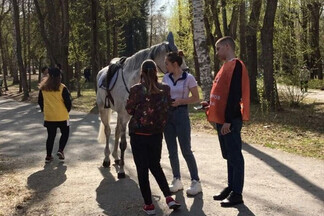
[97,32,188,178]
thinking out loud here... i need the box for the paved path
[0,98,323,216]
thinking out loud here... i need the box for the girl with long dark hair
[126,59,181,215]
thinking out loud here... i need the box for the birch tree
[192,0,212,100]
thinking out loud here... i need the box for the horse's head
[151,32,189,74]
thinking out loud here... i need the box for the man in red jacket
[202,36,250,207]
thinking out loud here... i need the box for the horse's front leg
[112,118,121,165]
[117,116,128,179]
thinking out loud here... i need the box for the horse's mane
[124,42,166,72]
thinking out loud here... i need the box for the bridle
[149,43,173,74]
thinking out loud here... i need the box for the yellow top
[42,84,69,121]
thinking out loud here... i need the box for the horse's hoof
[103,160,110,168]
[118,172,126,179]
[114,159,120,165]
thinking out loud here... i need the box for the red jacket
[206,59,250,124]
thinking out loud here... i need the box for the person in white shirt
[162,51,202,196]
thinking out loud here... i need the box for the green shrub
[308,79,324,90]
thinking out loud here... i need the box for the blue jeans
[216,118,244,194]
[164,106,199,181]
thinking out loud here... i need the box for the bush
[277,72,307,107]
[308,79,324,90]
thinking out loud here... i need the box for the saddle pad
[98,69,118,90]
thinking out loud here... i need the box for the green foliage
[308,79,324,90]
[167,0,195,74]
[69,0,91,66]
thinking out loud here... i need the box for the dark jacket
[126,83,172,135]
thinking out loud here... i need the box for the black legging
[130,133,171,205]
[46,123,69,156]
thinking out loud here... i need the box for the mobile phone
[194,105,204,110]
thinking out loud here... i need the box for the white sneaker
[186,180,202,196]
[169,178,183,193]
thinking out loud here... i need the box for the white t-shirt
[162,72,197,99]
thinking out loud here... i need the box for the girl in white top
[162,51,202,196]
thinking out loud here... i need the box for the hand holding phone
[194,101,209,110]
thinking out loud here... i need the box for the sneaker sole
[169,187,183,193]
[168,201,181,210]
[56,152,65,160]
[186,191,202,197]
[45,158,53,163]
[143,209,156,215]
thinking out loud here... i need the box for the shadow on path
[235,204,256,216]
[96,167,143,216]
[243,142,324,202]
[170,191,206,216]
[14,163,67,214]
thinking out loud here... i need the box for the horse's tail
[97,108,112,144]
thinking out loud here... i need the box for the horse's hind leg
[117,114,129,179]
[99,107,112,168]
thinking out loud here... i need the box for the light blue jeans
[164,106,200,181]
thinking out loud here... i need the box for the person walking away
[162,51,202,196]
[201,36,250,207]
[38,68,72,163]
[84,67,91,83]
[126,60,181,215]
[299,65,310,92]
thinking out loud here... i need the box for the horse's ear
[167,32,178,51]
[167,32,174,44]
[178,50,184,57]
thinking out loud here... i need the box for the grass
[1,74,324,159]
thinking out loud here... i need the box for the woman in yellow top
[38,68,71,163]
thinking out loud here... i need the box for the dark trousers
[130,133,171,205]
[216,118,244,194]
[45,121,70,156]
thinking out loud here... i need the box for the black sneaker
[213,187,231,200]
[220,191,244,207]
[45,155,53,163]
[57,151,65,160]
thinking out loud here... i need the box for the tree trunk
[34,0,56,65]
[75,61,81,97]
[192,0,212,100]
[13,0,29,99]
[91,0,99,90]
[0,3,9,91]
[104,2,111,63]
[209,0,221,75]
[228,4,240,39]
[307,1,323,79]
[111,2,118,57]
[0,30,8,91]
[190,1,200,84]
[261,0,280,110]
[60,0,70,86]
[246,0,262,104]
[300,0,309,68]
[239,0,247,63]
[221,0,228,35]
